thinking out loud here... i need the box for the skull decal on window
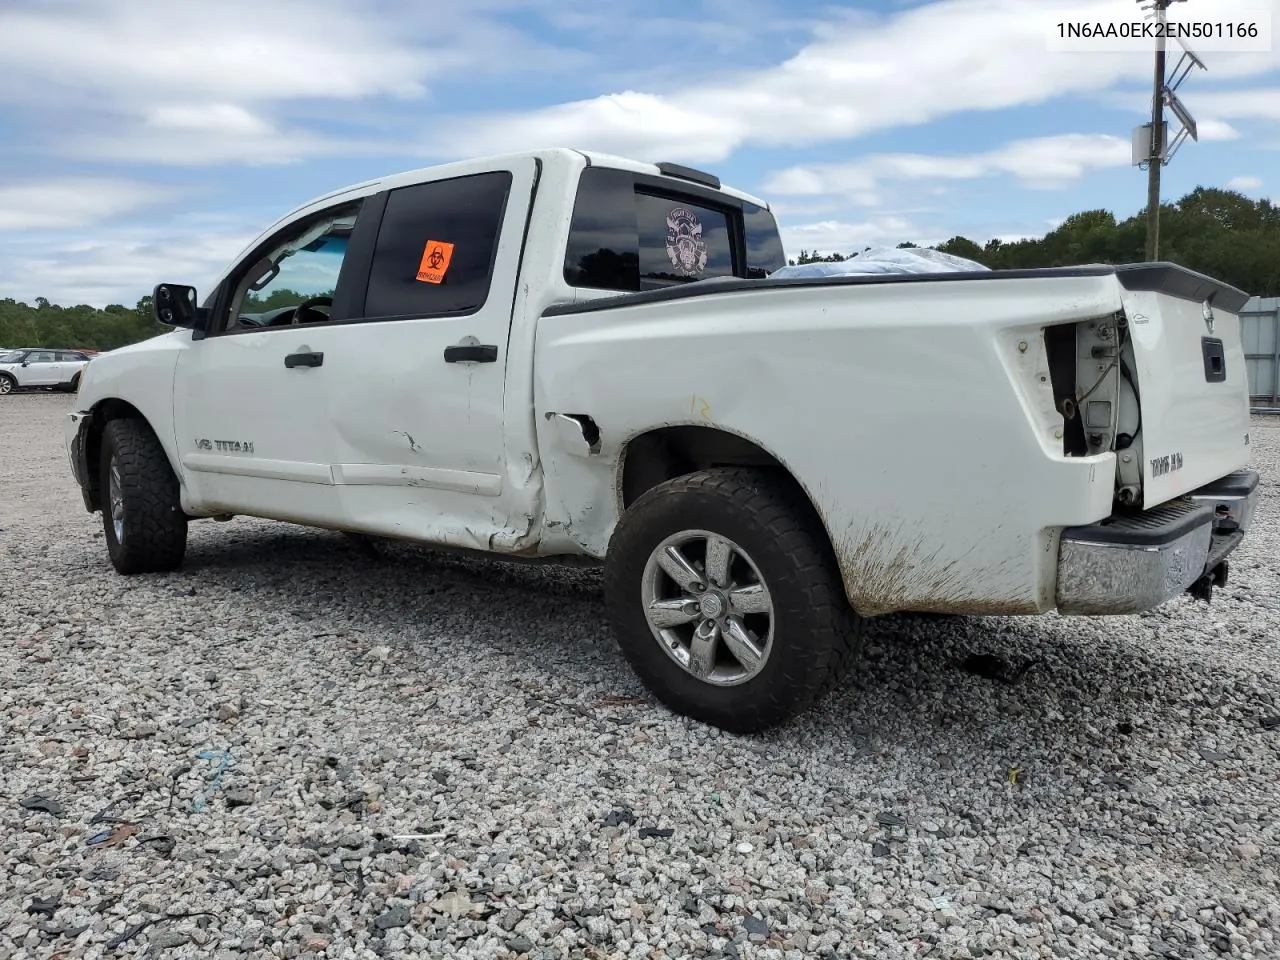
[666,207,708,277]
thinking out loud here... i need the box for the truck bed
[537,260,1253,616]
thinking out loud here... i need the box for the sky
[0,0,1277,308]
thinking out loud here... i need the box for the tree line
[0,290,317,352]
[790,186,1280,298]
[3,185,1276,352]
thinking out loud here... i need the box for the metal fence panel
[1241,297,1280,406]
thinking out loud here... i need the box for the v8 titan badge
[665,207,708,277]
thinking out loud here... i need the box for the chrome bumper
[1056,470,1259,615]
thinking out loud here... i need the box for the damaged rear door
[323,160,540,549]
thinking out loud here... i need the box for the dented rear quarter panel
[531,273,1130,616]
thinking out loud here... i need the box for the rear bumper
[1055,469,1259,615]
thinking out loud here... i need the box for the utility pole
[1134,0,1202,262]
[1145,4,1168,261]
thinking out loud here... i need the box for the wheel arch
[80,398,164,512]
[616,424,845,582]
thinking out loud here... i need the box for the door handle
[284,351,324,368]
[443,344,498,363]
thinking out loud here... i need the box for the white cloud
[425,0,1280,163]
[1227,175,1264,190]
[0,178,178,231]
[0,225,257,307]
[0,0,435,108]
[762,133,1131,202]
[779,212,1076,259]
[1197,119,1243,142]
[1094,88,1271,143]
[0,0,574,167]
[1186,87,1280,123]
[781,217,931,256]
[439,92,746,164]
[145,105,278,138]
[72,124,378,167]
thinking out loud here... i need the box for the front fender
[67,331,189,511]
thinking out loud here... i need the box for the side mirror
[154,283,201,329]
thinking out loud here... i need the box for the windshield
[0,351,22,363]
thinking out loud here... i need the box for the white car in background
[0,348,93,395]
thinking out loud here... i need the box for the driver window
[224,202,360,332]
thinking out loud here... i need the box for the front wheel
[604,468,862,733]
[99,418,188,574]
[0,374,15,395]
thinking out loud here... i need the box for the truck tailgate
[1116,265,1253,509]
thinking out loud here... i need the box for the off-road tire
[604,467,862,733]
[100,417,187,574]
[0,374,15,395]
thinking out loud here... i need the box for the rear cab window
[563,166,785,294]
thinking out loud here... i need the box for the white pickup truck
[66,148,1259,732]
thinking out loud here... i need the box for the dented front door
[325,160,539,549]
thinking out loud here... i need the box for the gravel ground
[2,391,1278,960]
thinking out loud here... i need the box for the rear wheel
[0,374,15,395]
[604,468,862,733]
[99,418,187,574]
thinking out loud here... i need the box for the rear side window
[564,167,785,293]
[635,194,733,288]
[742,203,785,280]
[364,171,513,319]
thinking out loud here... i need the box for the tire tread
[101,418,187,574]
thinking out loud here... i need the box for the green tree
[935,236,988,263]
[0,296,167,351]
[787,249,849,266]
[792,186,1278,296]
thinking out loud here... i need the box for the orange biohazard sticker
[416,241,454,284]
